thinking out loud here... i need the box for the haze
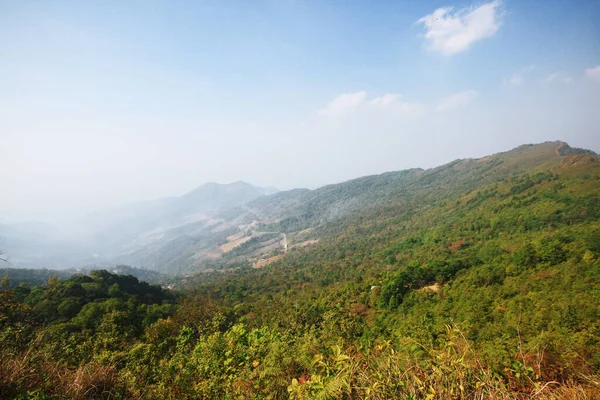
[1,0,599,224]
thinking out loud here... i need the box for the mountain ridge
[134,140,598,273]
[1,141,597,273]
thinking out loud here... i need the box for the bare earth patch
[253,254,284,269]
[192,249,222,261]
[420,283,440,292]
[296,227,313,236]
[291,239,319,249]
[219,235,253,253]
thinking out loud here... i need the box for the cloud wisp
[504,65,535,86]
[317,92,368,118]
[436,90,478,111]
[318,92,425,118]
[543,73,573,84]
[585,65,600,83]
[416,1,503,56]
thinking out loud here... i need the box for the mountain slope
[83,181,277,268]
[3,141,595,275]
[178,140,598,282]
[153,140,600,397]
[161,141,597,273]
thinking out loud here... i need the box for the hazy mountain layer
[1,141,597,275]
[0,182,276,270]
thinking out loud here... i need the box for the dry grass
[220,234,253,253]
[1,348,123,399]
[253,254,284,268]
[288,326,600,400]
[2,324,599,399]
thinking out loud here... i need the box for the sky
[1,0,599,224]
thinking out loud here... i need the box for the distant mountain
[0,221,60,238]
[175,181,274,216]
[0,221,86,269]
[114,140,599,274]
[0,182,276,270]
[84,181,276,250]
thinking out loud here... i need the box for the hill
[144,141,598,274]
[0,264,165,287]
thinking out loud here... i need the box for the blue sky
[1,0,599,223]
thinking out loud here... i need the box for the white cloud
[504,65,535,86]
[436,90,478,111]
[505,74,523,86]
[319,92,424,118]
[585,65,600,83]
[416,1,502,56]
[317,91,367,118]
[543,72,573,84]
[368,94,401,107]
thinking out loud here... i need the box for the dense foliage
[0,268,73,287]
[0,271,175,398]
[0,265,164,288]
[1,142,599,399]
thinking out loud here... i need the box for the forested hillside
[0,265,165,288]
[1,141,600,399]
